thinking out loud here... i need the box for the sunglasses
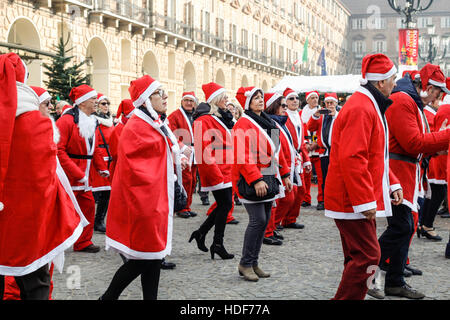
[281,104,288,108]
[100,102,110,106]
[288,97,299,101]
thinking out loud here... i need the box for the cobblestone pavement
[52,187,450,300]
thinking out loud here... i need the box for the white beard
[78,109,97,140]
[50,116,60,144]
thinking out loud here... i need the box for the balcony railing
[94,0,149,24]
[150,13,192,39]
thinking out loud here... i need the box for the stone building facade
[1,0,350,113]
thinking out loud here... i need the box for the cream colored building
[1,0,350,114]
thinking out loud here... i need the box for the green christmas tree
[43,35,90,102]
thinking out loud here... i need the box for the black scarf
[217,107,235,129]
[362,82,393,116]
[268,114,293,145]
[322,114,333,151]
[245,110,280,146]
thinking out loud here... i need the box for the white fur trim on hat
[133,80,161,107]
[182,94,198,104]
[324,96,338,103]
[38,91,51,104]
[266,93,282,108]
[305,92,319,101]
[364,65,397,82]
[0,202,4,212]
[245,87,263,110]
[75,90,98,106]
[98,95,108,103]
[428,79,446,89]
[285,91,298,100]
[207,87,226,104]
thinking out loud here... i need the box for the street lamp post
[387,0,434,29]
[418,25,448,64]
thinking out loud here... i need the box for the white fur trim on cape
[94,115,114,128]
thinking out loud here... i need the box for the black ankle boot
[188,230,208,252]
[210,243,234,260]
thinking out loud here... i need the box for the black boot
[94,214,106,233]
[210,243,234,260]
[445,242,450,259]
[188,230,208,252]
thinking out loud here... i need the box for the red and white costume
[193,83,232,192]
[57,85,107,251]
[89,93,114,192]
[109,99,135,180]
[106,75,180,260]
[0,53,87,278]
[325,54,401,300]
[232,87,290,204]
[283,88,310,225]
[301,90,324,204]
[168,92,198,214]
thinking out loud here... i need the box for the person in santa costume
[168,91,199,219]
[324,53,403,300]
[57,84,109,253]
[301,90,325,210]
[109,99,135,180]
[446,152,450,259]
[189,82,235,260]
[233,87,292,281]
[263,92,297,245]
[0,53,88,300]
[89,93,114,233]
[419,79,450,241]
[307,92,339,196]
[101,75,186,300]
[371,63,450,300]
[283,88,311,229]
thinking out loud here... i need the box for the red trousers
[333,218,381,300]
[206,193,236,223]
[180,165,197,213]
[73,190,95,251]
[265,187,296,237]
[303,156,324,204]
[282,182,305,226]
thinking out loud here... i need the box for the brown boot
[253,266,270,278]
[238,264,259,282]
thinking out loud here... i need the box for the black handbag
[237,174,281,201]
[174,180,187,212]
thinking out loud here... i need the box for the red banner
[399,29,419,66]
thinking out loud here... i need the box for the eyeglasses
[152,89,166,97]
[288,97,299,101]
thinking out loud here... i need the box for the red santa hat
[402,70,419,80]
[0,53,29,212]
[182,91,198,104]
[236,86,264,110]
[283,87,298,100]
[324,92,338,103]
[97,93,108,103]
[129,75,161,120]
[30,86,51,104]
[418,63,447,97]
[360,53,397,85]
[305,91,319,101]
[116,99,135,118]
[69,84,97,106]
[61,104,73,115]
[202,82,226,104]
[264,92,282,109]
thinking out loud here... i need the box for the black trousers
[93,190,110,225]
[102,259,162,300]
[422,184,446,228]
[378,204,415,287]
[0,265,51,300]
[320,156,330,196]
[198,187,233,245]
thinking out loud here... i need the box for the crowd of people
[0,51,449,301]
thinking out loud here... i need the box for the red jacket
[232,114,290,204]
[325,87,400,219]
[56,109,107,191]
[428,104,450,185]
[105,109,175,259]
[89,115,114,191]
[307,111,339,158]
[193,114,233,191]
[285,110,311,168]
[168,107,194,164]
[386,92,450,211]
